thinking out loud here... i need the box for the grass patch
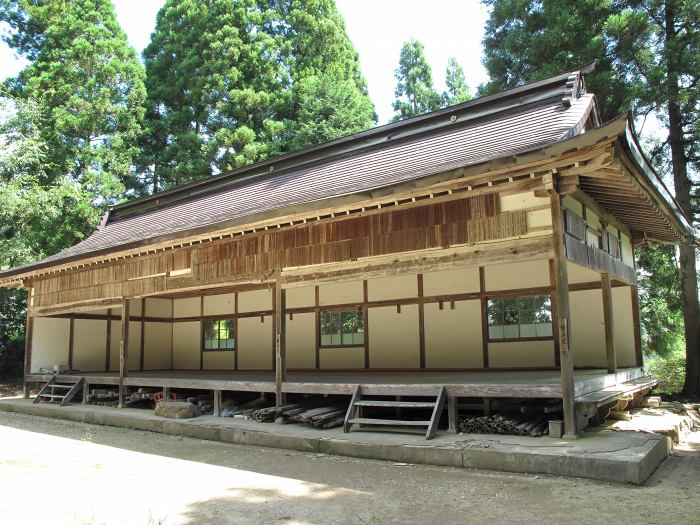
[646,349,685,395]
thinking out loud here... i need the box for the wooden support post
[214,389,222,416]
[545,173,577,438]
[82,382,90,404]
[274,270,287,407]
[163,386,171,401]
[447,395,457,433]
[601,273,617,374]
[119,298,130,408]
[22,292,34,399]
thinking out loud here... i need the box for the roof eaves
[108,67,590,222]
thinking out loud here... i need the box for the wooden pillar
[119,298,130,408]
[546,174,577,438]
[82,382,90,404]
[213,389,222,416]
[22,288,34,398]
[274,270,287,407]
[601,273,617,374]
[447,395,457,432]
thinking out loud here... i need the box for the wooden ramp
[343,385,447,439]
[33,376,84,407]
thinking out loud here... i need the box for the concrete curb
[0,399,670,484]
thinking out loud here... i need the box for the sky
[0,0,490,124]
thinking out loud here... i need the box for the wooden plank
[347,418,431,427]
[60,377,84,406]
[426,386,447,439]
[546,175,577,437]
[601,273,617,374]
[118,298,130,408]
[354,400,436,408]
[33,375,56,404]
[343,385,362,433]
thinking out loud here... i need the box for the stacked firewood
[458,414,549,437]
[247,400,347,428]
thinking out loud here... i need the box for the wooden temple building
[0,66,692,438]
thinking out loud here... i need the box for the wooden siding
[32,195,527,311]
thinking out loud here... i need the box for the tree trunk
[666,2,700,396]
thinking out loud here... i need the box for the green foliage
[288,73,375,151]
[142,0,373,191]
[646,348,686,394]
[1,0,147,200]
[443,57,472,106]
[480,0,629,121]
[392,39,441,121]
[636,244,684,357]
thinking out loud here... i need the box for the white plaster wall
[567,262,601,285]
[238,289,273,312]
[203,293,235,316]
[203,351,235,370]
[286,313,315,368]
[526,209,552,229]
[143,322,172,370]
[109,320,121,372]
[368,305,420,368]
[172,321,201,369]
[500,191,549,212]
[485,260,549,291]
[621,234,634,266]
[367,274,417,301]
[107,320,142,371]
[613,286,637,367]
[319,280,363,305]
[422,267,479,296]
[319,347,364,369]
[72,319,107,372]
[569,289,606,368]
[488,340,555,367]
[286,286,315,308]
[31,317,70,372]
[128,321,141,371]
[173,297,201,318]
[145,298,172,318]
[127,299,143,317]
[424,300,482,368]
[237,315,273,370]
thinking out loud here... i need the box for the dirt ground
[0,412,698,525]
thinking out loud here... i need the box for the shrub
[645,349,685,395]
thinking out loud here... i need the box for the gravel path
[0,411,698,525]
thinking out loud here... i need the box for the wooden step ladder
[33,376,84,406]
[343,385,447,439]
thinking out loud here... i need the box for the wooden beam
[601,273,617,374]
[417,274,426,369]
[546,174,577,438]
[274,270,286,406]
[118,298,130,408]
